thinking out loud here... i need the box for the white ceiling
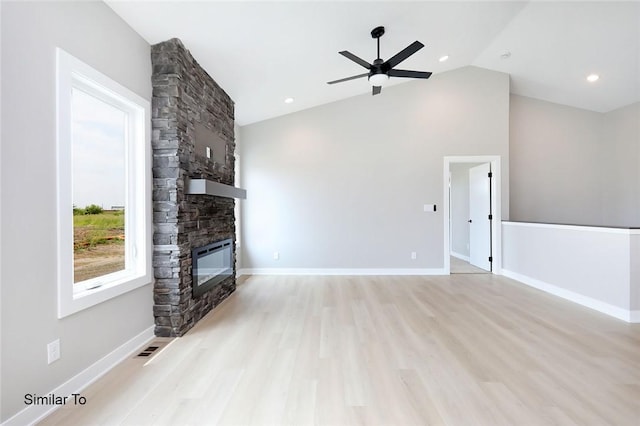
[106,1,640,126]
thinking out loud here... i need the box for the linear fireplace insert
[191,238,233,297]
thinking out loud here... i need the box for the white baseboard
[502,269,635,323]
[450,252,470,262]
[2,326,155,426]
[238,268,447,276]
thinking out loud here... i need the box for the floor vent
[135,342,168,359]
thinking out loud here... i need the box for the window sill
[58,271,152,319]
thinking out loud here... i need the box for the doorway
[443,156,502,275]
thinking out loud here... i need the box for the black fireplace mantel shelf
[185,178,247,199]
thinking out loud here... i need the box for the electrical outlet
[411,252,417,260]
[47,339,60,364]
[273,251,279,260]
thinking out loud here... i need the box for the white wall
[502,222,639,322]
[510,95,639,226]
[240,66,509,271]
[0,2,153,422]
[631,234,640,312]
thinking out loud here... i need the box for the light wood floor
[40,274,640,425]
[450,256,489,274]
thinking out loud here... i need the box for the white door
[469,163,491,271]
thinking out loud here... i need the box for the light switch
[423,204,437,212]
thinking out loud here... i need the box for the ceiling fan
[327,26,432,95]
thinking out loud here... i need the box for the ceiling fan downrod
[371,26,385,60]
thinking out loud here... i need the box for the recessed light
[586,74,599,83]
[284,97,294,104]
[438,55,449,63]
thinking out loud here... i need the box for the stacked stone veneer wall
[151,38,236,337]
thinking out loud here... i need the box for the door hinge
[489,256,493,262]
[488,214,493,220]
[488,172,493,178]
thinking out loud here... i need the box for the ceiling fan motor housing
[368,58,389,86]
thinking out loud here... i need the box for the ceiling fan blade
[339,51,372,69]
[372,85,381,95]
[384,41,424,69]
[388,69,432,79]
[327,73,369,85]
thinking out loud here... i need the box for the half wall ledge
[185,178,247,199]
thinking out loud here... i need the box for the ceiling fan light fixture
[369,73,389,87]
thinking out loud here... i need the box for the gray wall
[509,95,603,225]
[510,95,639,226]
[601,102,640,227]
[449,163,482,258]
[239,66,509,270]
[234,123,244,269]
[0,2,153,421]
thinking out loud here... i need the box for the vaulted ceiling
[106,1,640,125]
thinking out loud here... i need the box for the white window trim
[56,48,152,318]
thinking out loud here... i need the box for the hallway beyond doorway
[450,256,489,274]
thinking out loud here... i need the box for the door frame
[443,156,502,275]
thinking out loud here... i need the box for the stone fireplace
[151,38,238,337]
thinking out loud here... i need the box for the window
[56,49,151,318]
